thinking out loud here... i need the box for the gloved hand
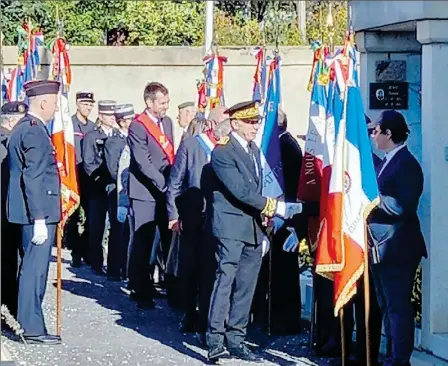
[117,206,128,223]
[269,217,285,234]
[275,201,303,219]
[283,227,299,252]
[262,236,270,257]
[32,219,48,245]
[105,184,115,194]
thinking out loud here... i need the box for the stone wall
[3,46,314,146]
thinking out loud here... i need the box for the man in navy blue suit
[127,82,174,309]
[368,110,427,366]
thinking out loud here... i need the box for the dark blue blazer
[7,114,61,224]
[127,115,174,202]
[367,146,427,264]
[104,129,127,183]
[72,114,95,165]
[210,134,266,245]
[166,136,209,222]
[82,127,112,195]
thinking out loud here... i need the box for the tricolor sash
[196,131,218,162]
[136,112,175,165]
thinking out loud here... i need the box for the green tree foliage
[1,0,347,47]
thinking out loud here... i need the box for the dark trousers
[18,224,56,336]
[107,188,130,278]
[207,238,263,349]
[1,221,21,317]
[87,195,107,270]
[371,260,419,365]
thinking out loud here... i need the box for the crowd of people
[0,78,426,366]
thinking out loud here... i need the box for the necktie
[375,157,387,177]
[247,142,258,177]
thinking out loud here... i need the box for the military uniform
[66,92,96,265]
[7,80,62,344]
[103,104,133,280]
[1,101,27,318]
[82,100,116,273]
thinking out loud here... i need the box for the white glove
[283,227,299,252]
[275,201,303,219]
[32,219,48,245]
[106,184,115,194]
[117,206,128,223]
[270,217,285,234]
[262,236,270,257]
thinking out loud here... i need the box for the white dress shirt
[231,132,259,177]
[378,143,406,177]
[146,110,164,134]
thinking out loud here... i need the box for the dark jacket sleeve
[211,146,267,211]
[22,126,50,220]
[166,141,188,221]
[104,138,120,182]
[128,121,166,192]
[82,132,98,177]
[377,160,423,217]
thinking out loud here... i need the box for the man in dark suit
[127,82,174,309]
[7,80,62,344]
[166,114,230,334]
[82,100,116,275]
[206,101,303,363]
[1,101,27,318]
[368,110,427,366]
[67,91,96,267]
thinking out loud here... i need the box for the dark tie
[247,142,258,177]
[375,157,387,177]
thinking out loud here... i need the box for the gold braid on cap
[261,197,277,218]
[231,105,259,120]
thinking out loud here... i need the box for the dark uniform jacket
[82,127,113,195]
[72,114,95,165]
[367,146,427,264]
[7,114,61,224]
[127,115,174,202]
[1,127,11,221]
[104,129,127,183]
[210,134,266,245]
[166,136,209,223]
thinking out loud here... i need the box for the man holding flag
[7,80,62,345]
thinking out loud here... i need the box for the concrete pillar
[417,20,448,357]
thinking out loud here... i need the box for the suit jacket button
[249,179,252,183]
[47,190,52,194]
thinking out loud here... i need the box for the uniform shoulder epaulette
[29,119,39,126]
[216,136,230,145]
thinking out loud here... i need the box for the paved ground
[2,247,333,366]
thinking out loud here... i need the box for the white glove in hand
[283,227,299,252]
[270,217,285,235]
[106,184,115,194]
[32,219,48,245]
[262,236,270,257]
[284,202,303,219]
[117,206,128,223]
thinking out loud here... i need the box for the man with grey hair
[1,101,27,319]
[177,101,197,140]
[7,80,62,344]
[166,110,229,336]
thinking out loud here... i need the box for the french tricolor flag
[315,49,379,315]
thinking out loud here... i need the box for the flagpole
[364,229,372,366]
[56,224,62,336]
[339,308,346,366]
[204,0,214,55]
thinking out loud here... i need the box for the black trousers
[18,224,56,336]
[87,195,107,270]
[207,238,263,349]
[371,260,419,365]
[106,188,130,278]
[128,199,171,299]
[1,220,21,317]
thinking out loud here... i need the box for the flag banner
[252,47,267,104]
[297,46,330,251]
[48,36,79,228]
[201,52,227,116]
[315,43,379,316]
[254,54,284,198]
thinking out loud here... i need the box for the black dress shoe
[24,334,62,345]
[228,344,263,363]
[207,345,230,362]
[92,266,107,276]
[179,314,198,333]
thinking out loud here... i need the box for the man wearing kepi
[206,101,303,363]
[7,80,62,345]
